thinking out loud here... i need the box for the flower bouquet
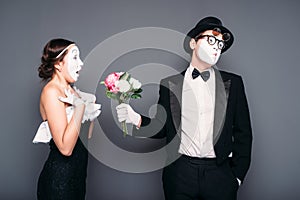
[101,72,142,136]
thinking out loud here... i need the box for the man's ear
[189,39,196,50]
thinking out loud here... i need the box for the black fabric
[192,68,210,81]
[37,138,88,200]
[163,155,239,200]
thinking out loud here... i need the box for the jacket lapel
[213,68,230,144]
[168,72,185,132]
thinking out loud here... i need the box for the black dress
[37,134,88,200]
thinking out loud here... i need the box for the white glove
[82,102,101,123]
[116,103,141,126]
[58,88,84,107]
[73,86,101,122]
[73,86,96,103]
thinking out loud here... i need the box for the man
[117,16,252,200]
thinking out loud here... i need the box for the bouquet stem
[119,99,128,137]
[121,121,128,137]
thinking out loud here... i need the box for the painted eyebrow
[72,49,78,54]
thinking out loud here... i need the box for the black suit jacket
[135,68,252,182]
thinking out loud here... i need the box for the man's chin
[203,59,216,66]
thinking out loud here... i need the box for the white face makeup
[66,45,83,82]
[196,38,221,65]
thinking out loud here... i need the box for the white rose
[116,80,131,93]
[129,78,142,89]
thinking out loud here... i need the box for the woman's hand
[58,88,85,107]
[73,87,101,123]
[73,86,96,103]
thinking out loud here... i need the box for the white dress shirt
[179,65,216,158]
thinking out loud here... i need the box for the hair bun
[38,38,74,81]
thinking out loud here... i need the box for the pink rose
[104,72,123,93]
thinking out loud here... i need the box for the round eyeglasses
[195,35,225,50]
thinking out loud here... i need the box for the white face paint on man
[66,45,83,82]
[196,35,221,66]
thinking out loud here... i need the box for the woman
[35,38,100,199]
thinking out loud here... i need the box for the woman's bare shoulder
[40,82,65,110]
[41,82,62,100]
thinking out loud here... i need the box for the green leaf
[120,72,130,81]
[134,88,143,93]
[100,81,105,85]
[131,93,142,99]
[106,91,117,99]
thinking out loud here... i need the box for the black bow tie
[192,68,210,81]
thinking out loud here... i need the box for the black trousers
[162,155,239,200]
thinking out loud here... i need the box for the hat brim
[184,24,234,54]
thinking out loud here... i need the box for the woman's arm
[41,86,85,156]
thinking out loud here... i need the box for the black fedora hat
[183,16,234,54]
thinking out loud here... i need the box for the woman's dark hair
[38,38,75,81]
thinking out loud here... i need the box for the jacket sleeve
[132,79,170,139]
[231,76,253,182]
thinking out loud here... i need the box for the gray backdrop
[1,0,300,199]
